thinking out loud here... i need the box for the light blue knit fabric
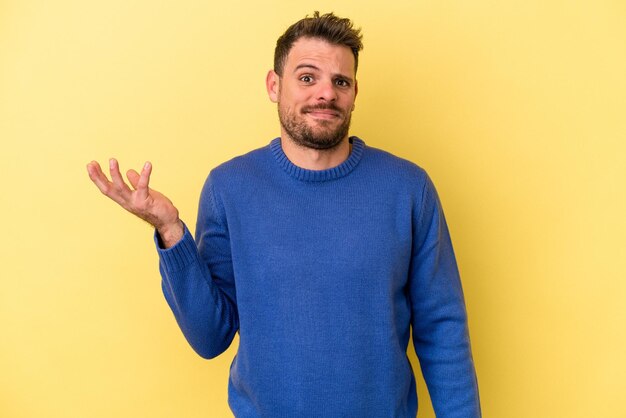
[156,137,481,417]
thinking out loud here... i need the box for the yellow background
[2,1,625,417]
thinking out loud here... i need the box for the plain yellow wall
[2,1,625,417]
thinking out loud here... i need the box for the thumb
[126,169,141,189]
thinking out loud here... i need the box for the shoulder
[358,139,430,188]
[204,141,274,188]
[212,142,271,176]
[359,141,446,227]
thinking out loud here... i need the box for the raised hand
[86,158,183,248]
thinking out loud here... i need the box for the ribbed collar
[270,137,365,182]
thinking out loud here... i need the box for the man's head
[267,12,363,151]
[273,12,363,77]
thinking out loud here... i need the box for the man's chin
[300,133,347,150]
[279,110,350,151]
[304,117,341,131]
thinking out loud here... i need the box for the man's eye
[336,79,350,87]
[300,75,313,83]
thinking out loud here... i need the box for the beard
[278,103,352,151]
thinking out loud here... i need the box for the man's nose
[315,80,337,102]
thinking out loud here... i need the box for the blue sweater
[156,137,481,417]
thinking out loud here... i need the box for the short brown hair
[273,11,363,76]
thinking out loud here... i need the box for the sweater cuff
[154,224,199,272]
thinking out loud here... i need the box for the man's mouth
[303,106,342,120]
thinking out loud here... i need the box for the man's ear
[266,70,280,103]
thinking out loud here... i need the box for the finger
[86,161,113,195]
[109,158,132,196]
[126,169,140,189]
[135,161,152,200]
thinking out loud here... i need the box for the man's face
[267,37,358,150]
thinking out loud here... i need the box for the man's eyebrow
[293,64,320,73]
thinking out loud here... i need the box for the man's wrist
[157,219,184,249]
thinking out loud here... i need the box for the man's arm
[86,159,238,358]
[157,173,239,359]
[409,175,481,418]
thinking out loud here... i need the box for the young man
[87,12,481,418]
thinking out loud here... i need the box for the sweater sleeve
[156,173,238,359]
[408,174,481,418]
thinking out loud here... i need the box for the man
[87,12,481,418]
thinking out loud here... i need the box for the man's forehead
[284,37,355,74]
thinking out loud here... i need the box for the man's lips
[303,107,342,120]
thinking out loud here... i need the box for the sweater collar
[270,136,364,182]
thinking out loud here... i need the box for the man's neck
[280,135,352,171]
